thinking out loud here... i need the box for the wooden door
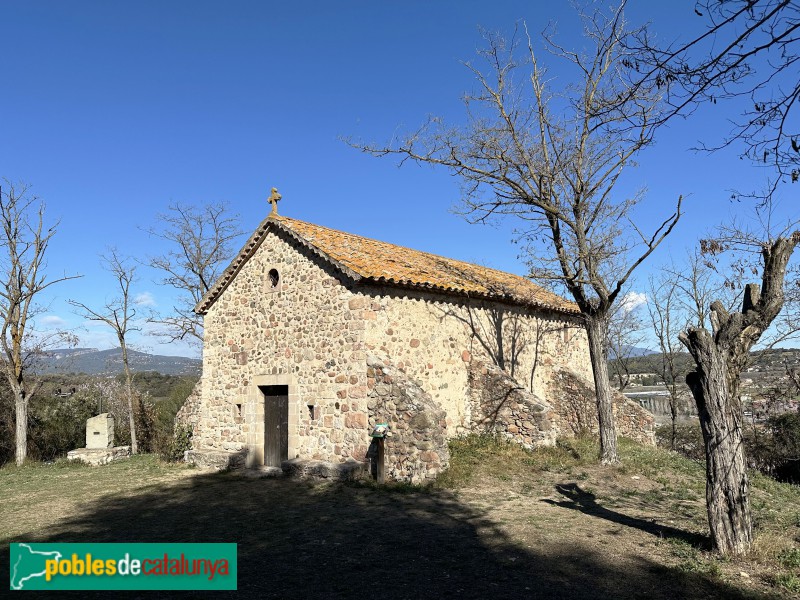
[261,385,288,467]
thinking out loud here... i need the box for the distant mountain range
[608,345,657,360]
[36,348,201,376]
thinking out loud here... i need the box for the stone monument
[67,413,131,466]
[86,413,114,449]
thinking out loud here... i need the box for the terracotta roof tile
[195,215,579,315]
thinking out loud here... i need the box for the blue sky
[1,1,796,357]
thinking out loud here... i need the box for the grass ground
[1,437,799,599]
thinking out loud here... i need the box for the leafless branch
[0,180,81,464]
[626,0,800,199]
[347,1,684,464]
[68,249,143,453]
[144,201,243,344]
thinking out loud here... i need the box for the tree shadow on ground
[542,482,710,548]
[1,472,764,599]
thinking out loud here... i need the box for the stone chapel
[177,193,654,482]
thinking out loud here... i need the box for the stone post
[86,413,115,449]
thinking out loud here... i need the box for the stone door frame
[245,374,299,467]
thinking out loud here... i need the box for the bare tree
[0,182,80,465]
[72,378,151,447]
[629,0,799,198]
[607,294,646,391]
[146,202,243,344]
[648,234,797,555]
[678,228,799,555]
[647,252,736,449]
[69,250,142,454]
[351,2,682,463]
[624,2,800,555]
[669,250,738,330]
[647,273,686,449]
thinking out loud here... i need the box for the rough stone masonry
[177,206,655,481]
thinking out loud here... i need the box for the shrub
[745,413,800,484]
[656,422,705,462]
[767,413,800,484]
[772,573,800,593]
[159,423,193,462]
[28,394,95,461]
[152,381,196,461]
[778,547,800,569]
[659,416,800,484]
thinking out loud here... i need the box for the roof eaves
[361,275,581,316]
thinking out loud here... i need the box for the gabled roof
[195,215,580,316]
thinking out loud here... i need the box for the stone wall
[175,380,202,434]
[188,221,599,472]
[466,361,560,448]
[636,393,696,418]
[197,227,371,466]
[547,367,656,446]
[67,446,131,466]
[366,354,449,483]
[361,285,591,434]
[184,448,247,470]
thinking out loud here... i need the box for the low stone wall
[466,361,560,448]
[184,450,366,482]
[366,354,449,484]
[282,458,366,481]
[184,449,247,470]
[548,367,656,445]
[67,446,131,466]
[175,380,203,435]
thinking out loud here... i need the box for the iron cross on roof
[268,187,282,216]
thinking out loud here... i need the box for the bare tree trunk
[126,384,137,454]
[0,183,79,466]
[351,6,684,466]
[683,333,752,556]
[121,343,137,454]
[668,378,680,451]
[679,235,799,555]
[670,392,678,451]
[70,250,140,454]
[14,388,27,465]
[585,314,619,464]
